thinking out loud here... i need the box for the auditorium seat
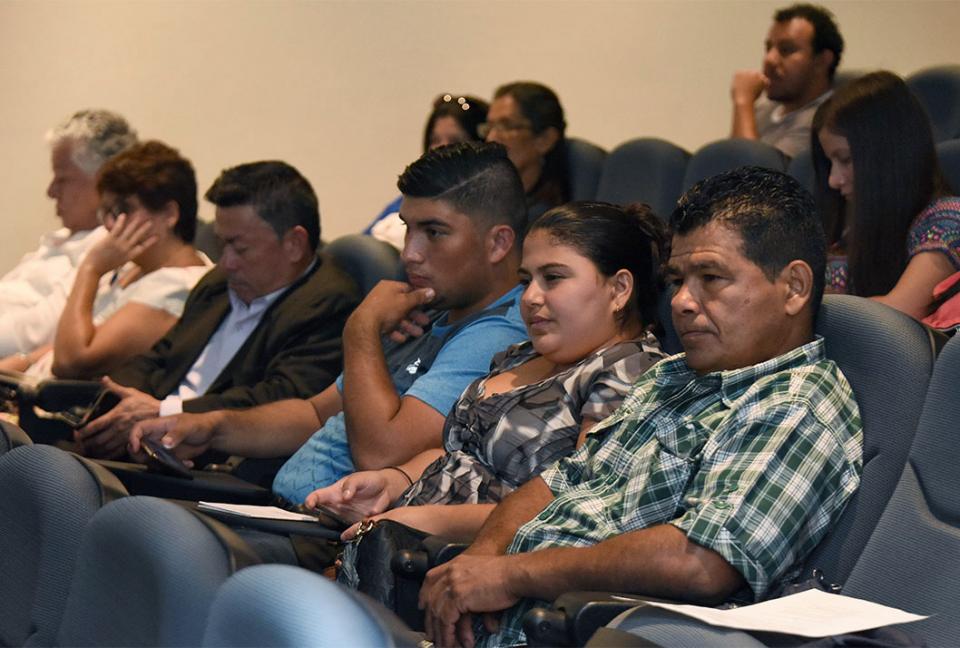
[566,137,607,201]
[786,148,815,194]
[202,564,418,647]
[0,446,126,645]
[907,65,960,142]
[682,139,787,191]
[56,496,260,646]
[324,233,404,295]
[595,137,690,221]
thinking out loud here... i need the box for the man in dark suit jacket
[76,161,360,458]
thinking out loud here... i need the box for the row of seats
[0,293,949,646]
[189,65,960,261]
[567,134,960,224]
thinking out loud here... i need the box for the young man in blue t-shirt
[130,142,530,502]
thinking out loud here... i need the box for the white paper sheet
[197,501,315,522]
[638,589,927,638]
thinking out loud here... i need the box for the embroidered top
[827,196,960,293]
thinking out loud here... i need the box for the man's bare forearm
[468,476,555,555]
[507,524,745,605]
[210,398,324,457]
[340,315,405,457]
[731,102,760,140]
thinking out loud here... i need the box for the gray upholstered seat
[565,137,607,202]
[786,147,815,195]
[595,137,690,221]
[0,419,31,455]
[56,496,259,647]
[906,65,960,143]
[324,233,403,295]
[682,139,787,191]
[202,564,418,647]
[0,445,125,646]
[838,332,960,644]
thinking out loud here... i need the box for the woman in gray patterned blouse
[308,201,668,541]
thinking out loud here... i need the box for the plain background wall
[1,0,958,274]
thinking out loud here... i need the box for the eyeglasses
[476,119,533,139]
[435,94,476,112]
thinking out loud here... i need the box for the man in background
[730,4,843,158]
[0,109,137,358]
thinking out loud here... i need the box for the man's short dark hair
[397,141,528,237]
[204,161,320,251]
[775,3,844,79]
[97,140,197,243]
[671,166,826,311]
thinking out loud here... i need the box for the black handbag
[337,519,430,630]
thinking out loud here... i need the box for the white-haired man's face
[47,141,101,233]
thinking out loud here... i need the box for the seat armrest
[525,591,663,647]
[32,379,101,411]
[392,535,468,580]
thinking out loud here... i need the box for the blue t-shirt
[272,285,527,503]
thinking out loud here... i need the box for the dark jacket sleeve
[109,266,227,398]
[180,257,360,413]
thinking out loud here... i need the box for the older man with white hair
[0,109,137,358]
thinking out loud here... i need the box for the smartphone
[310,504,351,531]
[290,502,350,531]
[141,437,194,480]
[73,390,122,429]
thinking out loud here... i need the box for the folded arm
[341,281,445,469]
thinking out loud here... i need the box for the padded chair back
[194,218,223,262]
[839,333,960,644]
[324,234,403,296]
[937,138,960,193]
[682,139,787,191]
[203,565,416,647]
[801,295,937,587]
[0,419,31,455]
[0,446,125,646]
[906,65,960,142]
[595,137,691,221]
[786,148,815,195]
[565,137,607,201]
[57,496,259,647]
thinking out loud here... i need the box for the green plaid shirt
[485,337,862,647]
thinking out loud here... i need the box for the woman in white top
[1,141,210,379]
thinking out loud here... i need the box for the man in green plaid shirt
[420,167,863,648]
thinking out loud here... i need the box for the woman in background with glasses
[365,94,489,249]
[0,141,210,379]
[482,81,569,220]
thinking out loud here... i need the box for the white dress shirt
[0,226,108,356]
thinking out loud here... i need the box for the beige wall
[1,0,958,274]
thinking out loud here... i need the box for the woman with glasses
[812,71,959,319]
[365,93,489,249]
[0,141,210,379]
[482,81,569,220]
